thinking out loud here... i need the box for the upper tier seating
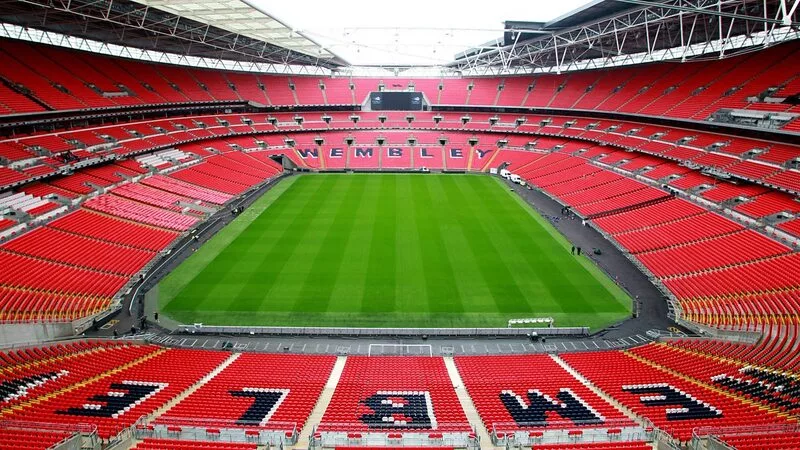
[0,38,798,129]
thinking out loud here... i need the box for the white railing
[312,422,475,449]
[0,420,98,450]
[491,419,648,446]
[135,416,298,447]
[692,423,800,450]
[176,324,589,337]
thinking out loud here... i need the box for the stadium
[0,0,799,448]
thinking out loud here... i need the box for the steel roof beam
[617,0,787,24]
[450,0,799,75]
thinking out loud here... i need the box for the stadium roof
[0,0,797,75]
[257,0,591,67]
[451,0,800,75]
[133,0,339,60]
[0,0,349,69]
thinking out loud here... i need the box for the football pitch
[158,174,631,329]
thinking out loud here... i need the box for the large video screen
[369,91,424,111]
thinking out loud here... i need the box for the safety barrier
[175,324,589,337]
[134,416,298,447]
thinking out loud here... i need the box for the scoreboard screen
[369,91,424,111]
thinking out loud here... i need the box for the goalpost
[367,344,433,357]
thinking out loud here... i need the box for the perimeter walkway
[296,355,347,447]
[443,356,497,448]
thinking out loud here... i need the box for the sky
[252,0,593,66]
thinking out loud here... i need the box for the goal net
[367,344,433,357]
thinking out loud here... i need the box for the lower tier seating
[663,253,800,300]
[82,194,198,231]
[530,443,651,450]
[455,355,632,433]
[634,230,791,278]
[629,342,800,416]
[141,175,233,205]
[0,286,110,322]
[48,210,178,252]
[131,438,257,450]
[0,145,289,322]
[720,430,800,449]
[318,356,469,432]
[559,351,791,442]
[1,341,157,410]
[1,226,156,276]
[159,353,336,433]
[7,348,230,439]
[333,448,455,450]
[654,330,800,382]
[0,427,75,450]
[0,250,127,298]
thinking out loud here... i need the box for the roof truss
[0,0,348,69]
[451,0,800,75]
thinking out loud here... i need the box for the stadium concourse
[2,0,800,447]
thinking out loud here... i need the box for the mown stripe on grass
[438,176,530,315]
[395,176,430,313]
[292,175,366,313]
[462,176,598,313]
[492,176,630,311]
[244,176,334,311]
[179,175,325,312]
[159,176,297,311]
[361,175,398,313]
[415,175,464,314]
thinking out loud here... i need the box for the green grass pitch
[158,174,631,329]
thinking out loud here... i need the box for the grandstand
[0,0,799,448]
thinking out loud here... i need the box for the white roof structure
[135,0,338,60]
[258,0,591,67]
[0,0,797,75]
